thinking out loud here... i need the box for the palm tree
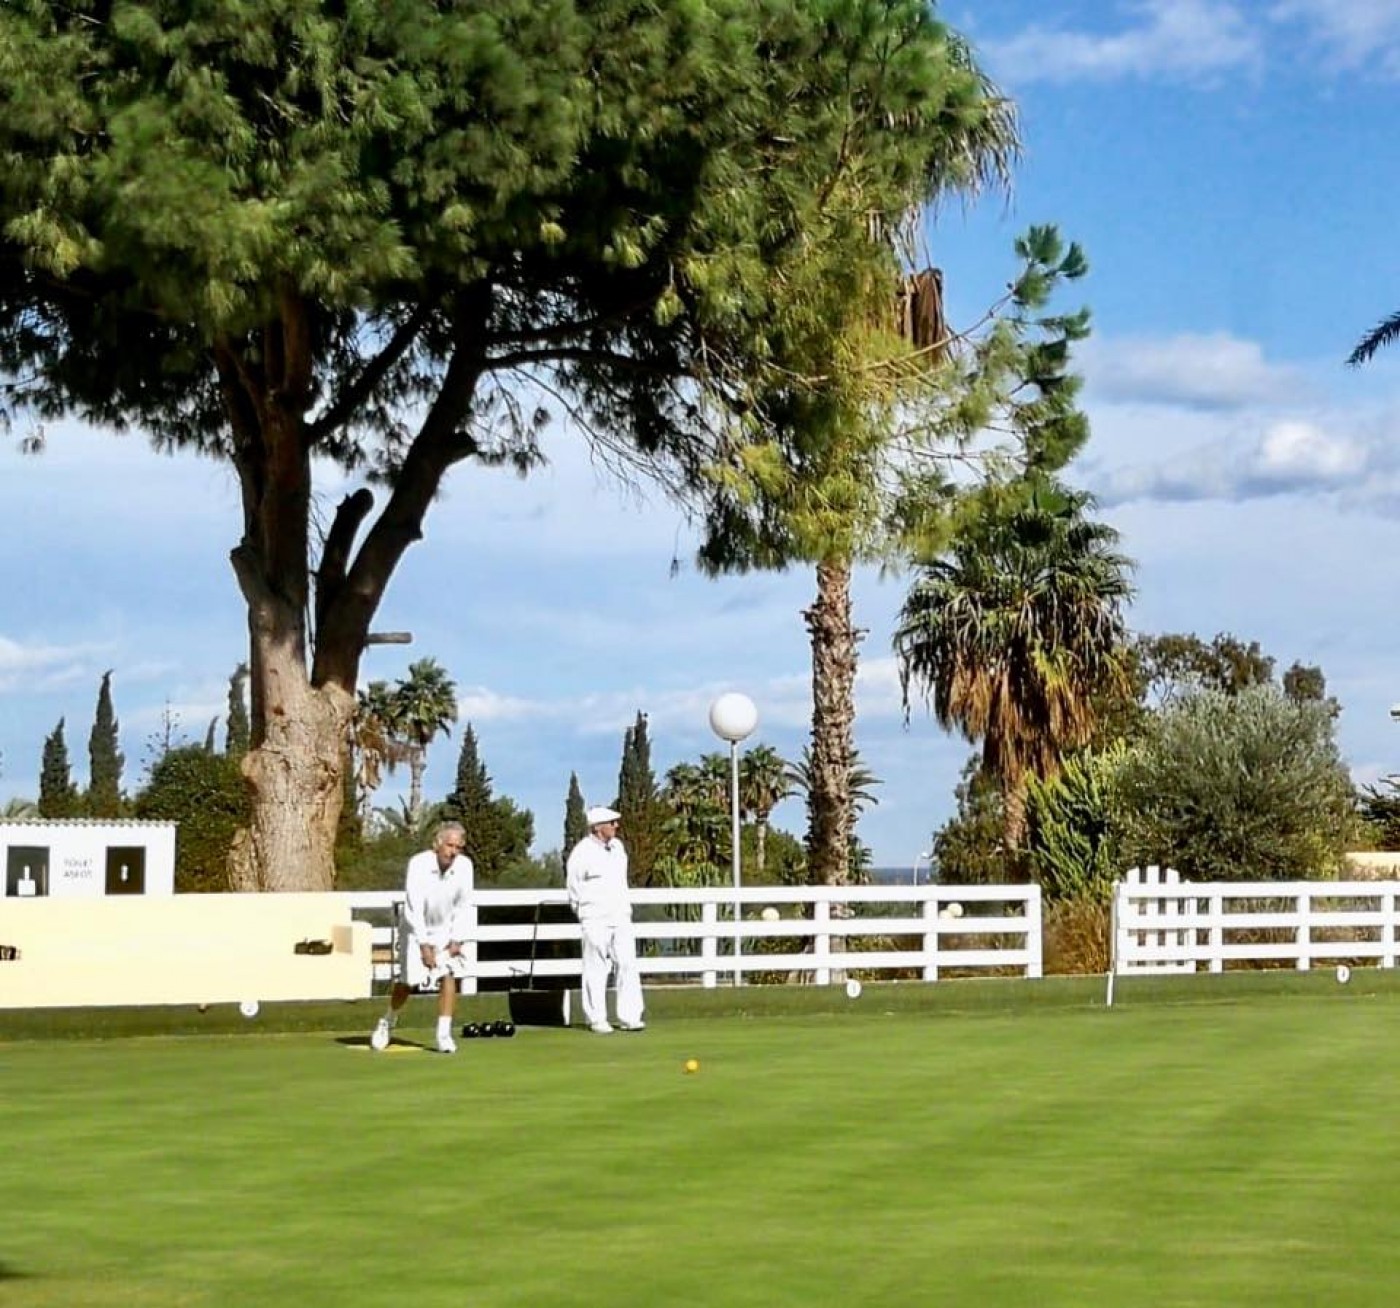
[894,480,1134,855]
[391,658,458,825]
[786,743,881,884]
[738,744,792,879]
[785,745,881,817]
[352,680,409,827]
[1348,310,1400,367]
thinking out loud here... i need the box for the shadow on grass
[0,1261,32,1282]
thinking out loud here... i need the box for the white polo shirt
[566,836,632,925]
[402,850,473,946]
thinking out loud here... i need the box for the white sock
[381,1008,398,1027]
[436,1016,451,1039]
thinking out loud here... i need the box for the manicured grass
[5,979,1400,1306]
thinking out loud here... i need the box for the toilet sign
[1,822,174,897]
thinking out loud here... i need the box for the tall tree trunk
[1001,779,1028,861]
[804,557,861,886]
[756,818,768,879]
[408,748,427,827]
[214,295,484,890]
[229,664,354,892]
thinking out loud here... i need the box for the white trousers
[579,920,644,1028]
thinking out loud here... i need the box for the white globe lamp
[709,692,758,743]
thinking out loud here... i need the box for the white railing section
[339,883,1043,991]
[1111,865,1400,977]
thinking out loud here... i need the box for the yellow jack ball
[684,1058,700,1074]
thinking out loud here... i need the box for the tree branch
[307,303,433,443]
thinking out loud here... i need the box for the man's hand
[419,943,438,970]
[445,941,464,958]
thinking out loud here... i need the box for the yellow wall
[0,893,372,1009]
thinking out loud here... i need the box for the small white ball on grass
[845,979,862,1000]
[239,999,260,1018]
[1336,964,1351,985]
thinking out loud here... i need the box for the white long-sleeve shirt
[566,835,632,925]
[402,850,473,946]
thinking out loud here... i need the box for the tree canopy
[0,0,1022,888]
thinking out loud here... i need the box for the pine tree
[225,663,250,757]
[39,718,79,818]
[564,772,587,856]
[86,669,124,817]
[0,1,1027,892]
[616,712,666,886]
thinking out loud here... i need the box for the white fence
[342,883,1043,991]
[1111,865,1400,975]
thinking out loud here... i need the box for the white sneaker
[370,1018,392,1051]
[589,1023,614,1035]
[436,1033,458,1054]
[618,1022,646,1032]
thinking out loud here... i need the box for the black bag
[507,901,572,1027]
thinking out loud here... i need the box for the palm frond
[1347,309,1400,367]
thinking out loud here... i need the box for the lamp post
[709,692,758,987]
[912,850,933,886]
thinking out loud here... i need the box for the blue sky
[4,0,1400,868]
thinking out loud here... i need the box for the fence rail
[1112,866,1400,975]
[341,883,1043,991]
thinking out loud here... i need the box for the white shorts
[397,932,470,991]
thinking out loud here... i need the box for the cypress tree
[564,771,587,855]
[441,723,531,880]
[39,718,79,818]
[225,663,251,757]
[86,669,124,817]
[616,711,665,886]
[443,723,493,834]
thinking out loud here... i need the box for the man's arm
[565,844,585,915]
[447,857,474,953]
[401,857,427,939]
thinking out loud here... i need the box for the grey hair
[434,821,466,844]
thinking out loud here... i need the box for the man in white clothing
[566,805,644,1034]
[370,821,474,1054]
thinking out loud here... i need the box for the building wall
[0,820,177,897]
[0,893,372,1008]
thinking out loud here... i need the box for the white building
[0,819,176,898]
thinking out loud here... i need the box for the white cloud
[984,0,1260,84]
[1092,413,1398,506]
[1271,0,1400,74]
[0,636,105,695]
[1083,333,1306,409]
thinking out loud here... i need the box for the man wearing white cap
[566,805,645,1034]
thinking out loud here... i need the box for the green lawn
[4,979,1399,1306]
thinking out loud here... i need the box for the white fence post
[813,900,831,987]
[1024,887,1043,979]
[700,900,718,989]
[1386,890,1398,970]
[922,898,940,982]
[1295,888,1311,971]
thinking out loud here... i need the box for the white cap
[586,805,621,826]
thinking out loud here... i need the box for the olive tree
[1117,685,1358,881]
